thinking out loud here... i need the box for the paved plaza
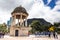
[0,35,60,40]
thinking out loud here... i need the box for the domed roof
[11,6,28,15]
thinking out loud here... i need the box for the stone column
[11,17,14,26]
[11,17,13,26]
[22,19,24,27]
[18,19,19,26]
[20,13,22,26]
[11,16,16,26]
[25,18,27,27]
[14,16,16,25]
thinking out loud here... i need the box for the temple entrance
[15,30,19,36]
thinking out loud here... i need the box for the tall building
[7,17,12,27]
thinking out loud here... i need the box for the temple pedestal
[10,26,31,36]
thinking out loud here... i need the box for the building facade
[10,6,31,36]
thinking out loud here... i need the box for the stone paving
[0,35,60,40]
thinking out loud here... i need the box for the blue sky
[43,0,57,9]
[0,0,60,24]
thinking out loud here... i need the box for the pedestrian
[55,32,58,39]
[53,32,55,38]
[48,32,51,37]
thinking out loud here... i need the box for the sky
[0,0,60,24]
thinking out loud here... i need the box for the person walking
[53,32,58,39]
[48,32,51,37]
[53,32,55,38]
[55,32,58,39]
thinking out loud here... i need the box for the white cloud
[28,0,60,24]
[0,0,60,24]
[47,0,52,5]
[0,0,34,24]
[56,0,60,5]
[0,9,11,24]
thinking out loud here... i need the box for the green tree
[30,20,50,34]
[54,22,60,27]
[54,22,60,34]
[0,23,7,34]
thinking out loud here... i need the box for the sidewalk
[0,35,60,40]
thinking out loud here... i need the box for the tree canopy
[0,23,7,34]
[30,20,51,34]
